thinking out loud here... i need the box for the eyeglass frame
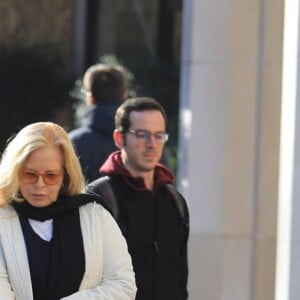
[127,129,169,143]
[20,170,63,185]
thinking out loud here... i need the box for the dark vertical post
[85,0,101,67]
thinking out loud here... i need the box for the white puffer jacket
[0,202,137,300]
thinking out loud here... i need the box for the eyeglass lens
[21,171,62,185]
[128,130,168,143]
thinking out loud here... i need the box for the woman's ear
[113,129,124,149]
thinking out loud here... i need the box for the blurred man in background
[69,64,128,182]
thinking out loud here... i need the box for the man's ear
[113,129,124,149]
[86,94,96,105]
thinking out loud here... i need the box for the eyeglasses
[127,129,169,143]
[21,171,63,185]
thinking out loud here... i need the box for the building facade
[178,0,299,299]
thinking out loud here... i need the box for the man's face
[121,110,167,176]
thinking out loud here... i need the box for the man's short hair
[83,64,128,104]
[115,97,167,133]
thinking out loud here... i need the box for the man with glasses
[88,97,189,300]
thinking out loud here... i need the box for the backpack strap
[165,184,189,228]
[87,176,120,220]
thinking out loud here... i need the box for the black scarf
[12,193,101,300]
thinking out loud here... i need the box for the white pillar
[275,0,300,299]
[178,0,284,299]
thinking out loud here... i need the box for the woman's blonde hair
[0,122,86,206]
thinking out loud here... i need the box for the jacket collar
[99,151,175,189]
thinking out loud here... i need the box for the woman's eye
[25,172,37,178]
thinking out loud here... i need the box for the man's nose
[146,135,157,146]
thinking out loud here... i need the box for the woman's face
[19,145,64,207]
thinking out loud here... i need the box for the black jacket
[69,103,120,182]
[88,151,189,300]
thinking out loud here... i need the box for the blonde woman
[0,122,136,300]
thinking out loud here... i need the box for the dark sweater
[19,217,50,300]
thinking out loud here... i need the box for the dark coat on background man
[69,103,119,182]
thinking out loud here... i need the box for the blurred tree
[0,44,73,152]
